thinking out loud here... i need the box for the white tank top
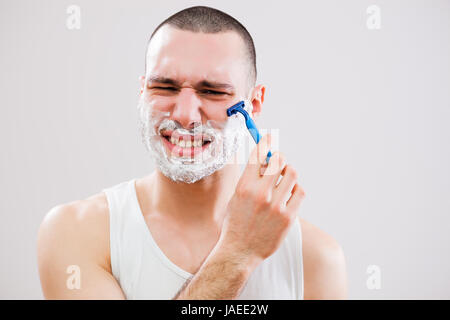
[103,179,304,299]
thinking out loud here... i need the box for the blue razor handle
[226,100,272,164]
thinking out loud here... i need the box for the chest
[143,215,221,275]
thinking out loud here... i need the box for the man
[37,6,347,299]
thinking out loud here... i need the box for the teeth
[166,135,211,148]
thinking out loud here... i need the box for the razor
[226,100,272,164]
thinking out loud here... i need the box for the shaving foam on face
[137,97,249,184]
[243,98,253,115]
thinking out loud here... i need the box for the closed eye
[150,87,226,95]
[201,90,226,95]
[153,86,177,91]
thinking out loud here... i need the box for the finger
[286,183,306,213]
[256,134,272,166]
[260,152,286,185]
[272,165,297,205]
[244,133,272,177]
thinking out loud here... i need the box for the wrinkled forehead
[146,25,248,88]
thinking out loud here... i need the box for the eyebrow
[147,76,235,92]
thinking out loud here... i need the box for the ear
[249,84,266,119]
[139,75,145,95]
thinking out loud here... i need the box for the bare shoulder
[298,217,348,299]
[37,192,127,299]
[298,217,344,257]
[37,192,111,275]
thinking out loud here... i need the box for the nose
[171,88,202,130]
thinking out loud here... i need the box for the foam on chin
[138,98,249,184]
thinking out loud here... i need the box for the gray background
[1,0,449,299]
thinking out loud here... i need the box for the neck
[149,155,242,226]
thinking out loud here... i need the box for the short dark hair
[145,6,257,90]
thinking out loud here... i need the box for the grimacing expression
[142,25,252,125]
[138,26,253,183]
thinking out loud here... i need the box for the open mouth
[159,129,214,157]
[161,132,212,147]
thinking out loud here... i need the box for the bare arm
[174,134,305,300]
[173,241,261,299]
[301,217,348,299]
[37,198,126,299]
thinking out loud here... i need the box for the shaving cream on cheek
[137,97,248,184]
[243,98,253,115]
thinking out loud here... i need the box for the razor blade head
[226,100,246,117]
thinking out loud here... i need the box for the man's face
[143,25,250,123]
[139,26,252,183]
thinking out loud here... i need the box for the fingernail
[259,163,268,176]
